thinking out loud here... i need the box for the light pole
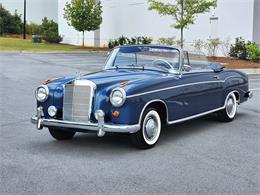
[23,0,26,39]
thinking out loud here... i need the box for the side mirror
[183,64,192,72]
[209,62,224,72]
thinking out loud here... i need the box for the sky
[0,0,58,24]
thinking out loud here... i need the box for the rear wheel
[217,92,237,122]
[49,128,76,140]
[131,108,162,149]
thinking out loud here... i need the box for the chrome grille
[63,80,95,122]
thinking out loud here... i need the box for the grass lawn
[0,37,107,52]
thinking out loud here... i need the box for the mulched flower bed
[208,57,260,69]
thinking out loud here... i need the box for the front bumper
[31,107,140,136]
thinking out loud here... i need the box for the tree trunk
[82,31,85,48]
[180,0,184,49]
[181,27,184,49]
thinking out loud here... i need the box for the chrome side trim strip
[127,76,241,98]
[167,106,224,124]
[127,80,224,98]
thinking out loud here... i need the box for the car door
[167,52,224,122]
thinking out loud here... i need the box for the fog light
[112,111,120,118]
[95,110,105,120]
[48,106,57,117]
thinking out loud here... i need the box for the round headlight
[35,85,49,102]
[110,88,126,107]
[48,106,57,117]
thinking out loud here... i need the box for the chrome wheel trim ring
[142,110,161,145]
[226,93,237,118]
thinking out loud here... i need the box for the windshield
[105,46,180,72]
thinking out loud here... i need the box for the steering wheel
[152,59,172,69]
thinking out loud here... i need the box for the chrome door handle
[213,76,220,80]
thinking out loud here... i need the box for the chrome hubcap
[145,117,157,140]
[226,95,236,118]
[142,110,161,145]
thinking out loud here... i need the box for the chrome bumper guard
[245,91,253,99]
[31,107,140,136]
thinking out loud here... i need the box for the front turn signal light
[112,111,120,118]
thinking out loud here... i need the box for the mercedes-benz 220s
[31,45,253,149]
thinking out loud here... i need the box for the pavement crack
[0,119,29,127]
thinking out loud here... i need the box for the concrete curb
[234,69,260,75]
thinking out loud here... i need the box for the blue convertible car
[31,45,253,149]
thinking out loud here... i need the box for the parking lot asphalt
[0,52,259,194]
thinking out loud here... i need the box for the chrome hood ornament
[76,71,83,80]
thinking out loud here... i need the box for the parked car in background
[31,45,253,149]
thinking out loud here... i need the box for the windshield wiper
[113,64,170,73]
[113,64,144,70]
[125,64,144,70]
[142,64,170,72]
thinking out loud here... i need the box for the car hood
[51,69,167,88]
[84,69,165,85]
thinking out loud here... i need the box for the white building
[1,0,58,23]
[58,0,260,50]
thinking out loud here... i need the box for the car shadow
[30,131,137,157]
[30,112,246,155]
[159,112,247,144]
[159,114,217,143]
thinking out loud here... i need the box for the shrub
[229,37,250,59]
[135,36,142,44]
[108,39,119,49]
[41,17,62,43]
[0,4,22,35]
[221,38,231,57]
[141,36,153,44]
[192,39,205,53]
[245,43,260,62]
[158,37,175,46]
[205,38,221,57]
[26,23,42,35]
[129,37,137,45]
[108,36,153,48]
[118,35,129,45]
[44,29,62,43]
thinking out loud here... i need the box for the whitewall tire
[217,92,238,122]
[131,108,162,149]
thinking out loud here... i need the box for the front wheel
[49,128,76,140]
[131,108,162,149]
[217,92,237,122]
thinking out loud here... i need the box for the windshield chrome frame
[104,45,182,74]
[178,49,184,77]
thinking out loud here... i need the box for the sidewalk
[234,69,260,75]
